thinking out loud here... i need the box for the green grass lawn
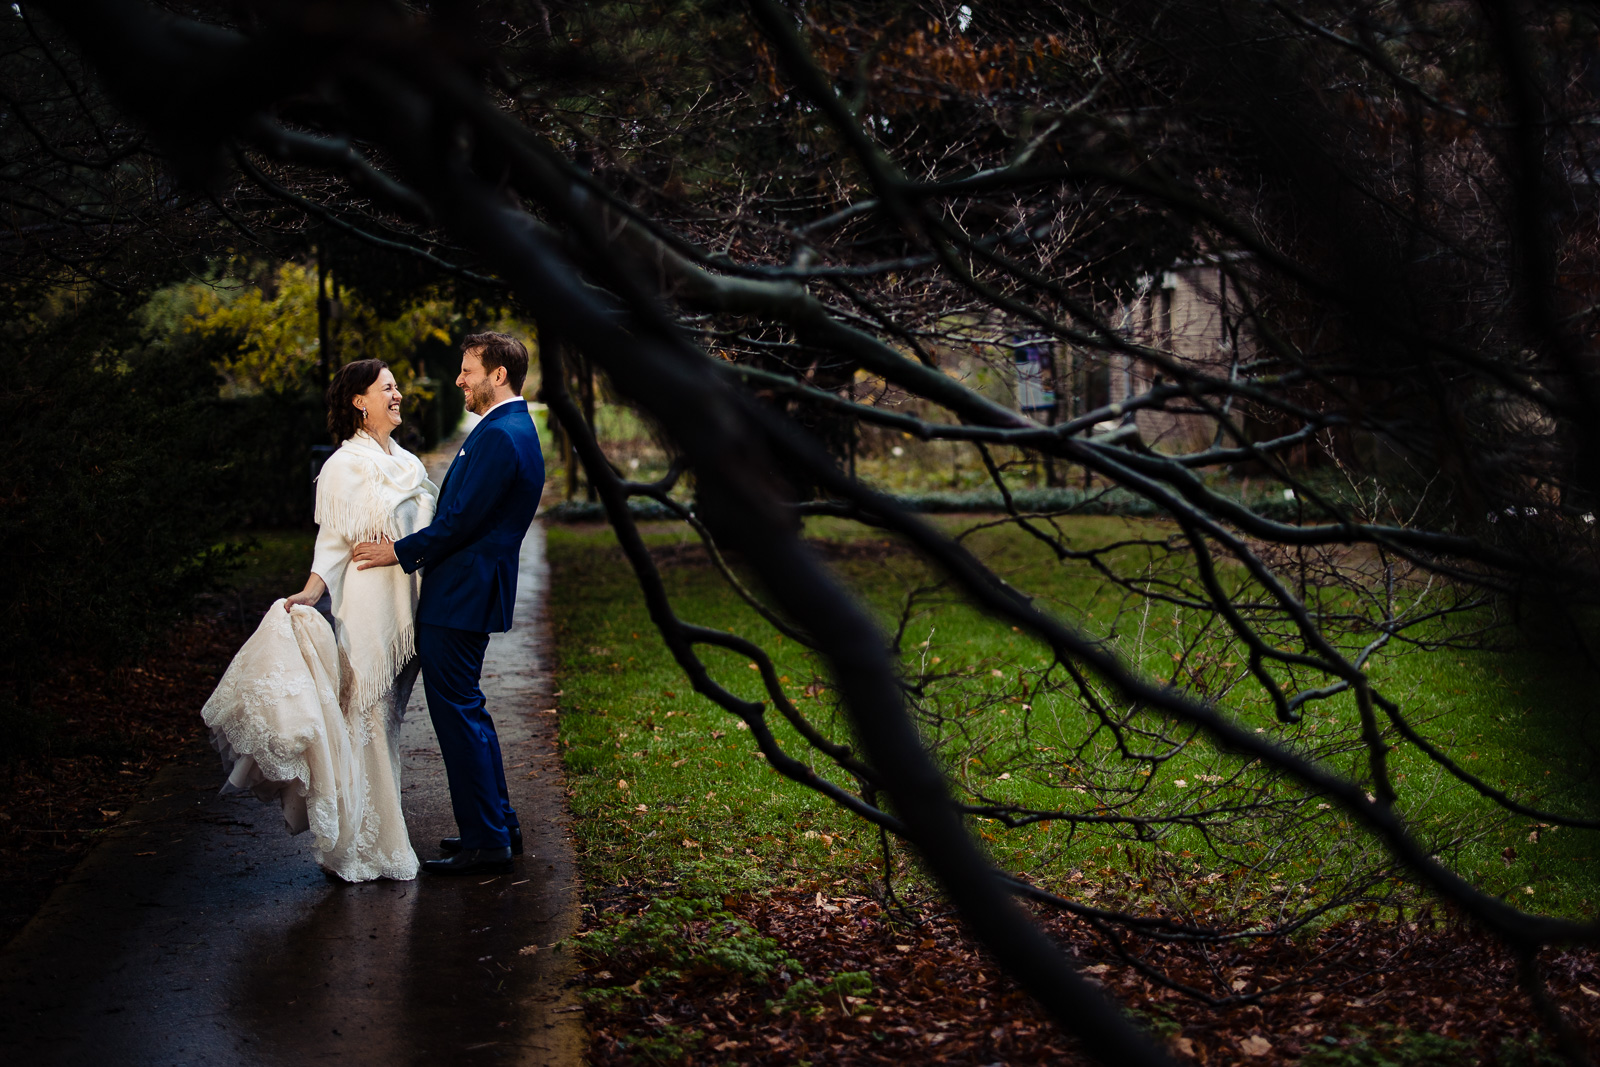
[549,515,1600,924]
[549,521,868,897]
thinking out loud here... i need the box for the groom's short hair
[462,332,529,393]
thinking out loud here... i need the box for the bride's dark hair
[326,359,390,441]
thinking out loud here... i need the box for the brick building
[1106,255,1251,455]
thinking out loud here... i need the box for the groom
[353,332,545,875]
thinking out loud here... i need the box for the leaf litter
[577,887,1598,1065]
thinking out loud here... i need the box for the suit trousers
[417,623,518,850]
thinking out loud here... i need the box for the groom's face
[457,348,502,415]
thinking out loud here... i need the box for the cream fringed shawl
[310,432,438,719]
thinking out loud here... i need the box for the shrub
[0,290,241,739]
[539,485,1309,523]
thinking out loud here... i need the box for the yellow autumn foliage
[178,261,462,396]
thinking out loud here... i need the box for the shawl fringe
[342,621,418,721]
[315,490,410,546]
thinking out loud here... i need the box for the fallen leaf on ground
[1240,1034,1273,1056]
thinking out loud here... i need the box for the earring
[358,406,367,422]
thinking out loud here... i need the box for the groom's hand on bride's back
[353,536,400,570]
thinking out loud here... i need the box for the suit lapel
[438,401,526,498]
[437,424,483,499]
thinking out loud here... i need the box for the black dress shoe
[440,827,523,855]
[422,847,514,876]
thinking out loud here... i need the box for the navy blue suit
[395,399,544,850]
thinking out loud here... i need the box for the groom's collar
[479,396,526,422]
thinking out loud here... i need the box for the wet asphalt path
[0,432,583,1066]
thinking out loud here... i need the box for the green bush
[196,382,462,528]
[542,498,682,523]
[203,393,327,527]
[0,290,242,739]
[538,485,1314,524]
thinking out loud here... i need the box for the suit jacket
[394,399,544,633]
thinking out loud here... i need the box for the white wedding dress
[203,432,438,882]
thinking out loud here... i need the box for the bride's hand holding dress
[282,573,326,612]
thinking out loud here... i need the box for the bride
[202,359,438,882]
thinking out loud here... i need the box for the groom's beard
[466,379,496,414]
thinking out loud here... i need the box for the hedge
[539,485,1311,524]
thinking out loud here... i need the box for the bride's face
[356,369,403,432]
